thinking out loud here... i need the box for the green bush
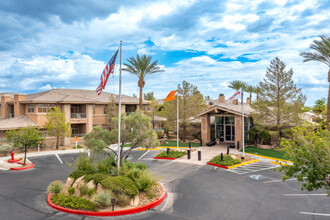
[76,144,83,149]
[68,154,96,179]
[68,187,75,195]
[156,150,187,158]
[51,193,97,211]
[87,188,96,197]
[125,169,156,192]
[79,183,89,196]
[146,192,155,199]
[48,181,64,194]
[96,156,116,174]
[0,143,13,155]
[92,190,112,208]
[68,170,86,180]
[117,160,146,176]
[209,155,241,167]
[115,193,130,207]
[101,176,139,198]
[84,173,109,185]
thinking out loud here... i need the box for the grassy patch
[156,150,187,158]
[240,146,290,160]
[159,140,200,147]
[209,155,241,167]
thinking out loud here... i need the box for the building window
[37,104,54,113]
[104,105,107,114]
[28,104,34,113]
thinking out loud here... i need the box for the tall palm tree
[300,35,330,127]
[123,55,164,109]
[245,85,254,103]
[253,85,261,102]
[228,80,246,91]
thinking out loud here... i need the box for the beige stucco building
[0,89,149,145]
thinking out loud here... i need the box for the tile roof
[21,89,149,105]
[0,116,38,130]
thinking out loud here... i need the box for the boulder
[193,139,200,144]
[86,180,96,189]
[65,177,75,187]
[77,180,86,189]
[130,195,139,206]
[72,175,85,189]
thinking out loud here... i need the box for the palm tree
[228,80,246,91]
[300,35,330,127]
[253,85,261,102]
[245,85,254,103]
[123,55,164,109]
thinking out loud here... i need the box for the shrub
[115,193,130,207]
[0,143,13,156]
[68,170,86,180]
[96,156,116,174]
[118,160,146,176]
[209,155,241,167]
[156,130,164,139]
[76,144,83,149]
[87,188,96,197]
[101,176,139,198]
[84,173,109,185]
[146,192,155,199]
[48,181,64,194]
[92,190,112,207]
[125,169,156,192]
[51,193,97,211]
[68,187,75,195]
[156,150,187,158]
[68,154,96,179]
[79,183,89,196]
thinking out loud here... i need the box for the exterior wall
[201,114,210,144]
[1,96,12,118]
[62,104,71,146]
[14,94,26,117]
[234,115,243,147]
[86,104,93,134]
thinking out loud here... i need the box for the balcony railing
[71,133,86,138]
[71,113,86,119]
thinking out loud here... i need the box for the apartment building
[0,89,149,145]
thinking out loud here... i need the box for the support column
[235,115,243,148]
[86,104,93,134]
[61,104,71,146]
[201,114,210,144]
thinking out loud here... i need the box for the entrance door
[225,125,232,142]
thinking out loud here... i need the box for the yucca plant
[92,190,112,208]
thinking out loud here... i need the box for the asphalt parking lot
[0,151,328,220]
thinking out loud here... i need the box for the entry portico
[198,94,252,148]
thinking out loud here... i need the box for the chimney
[219,93,225,103]
[233,99,238,105]
[246,97,251,104]
[1,95,12,118]
[14,94,26,117]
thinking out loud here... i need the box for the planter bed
[154,157,176,160]
[154,150,187,160]
[207,154,258,169]
[47,182,166,217]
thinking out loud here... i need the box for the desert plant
[87,188,96,197]
[100,176,139,198]
[92,190,112,208]
[48,181,64,194]
[96,156,116,174]
[68,187,75,195]
[0,143,13,155]
[115,193,131,207]
[125,169,156,192]
[209,155,241,167]
[79,183,89,196]
[68,154,96,179]
[51,193,97,211]
[84,173,109,185]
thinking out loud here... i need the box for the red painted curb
[47,182,167,216]
[10,163,34,171]
[154,157,176,160]
[207,162,228,169]
[7,159,20,163]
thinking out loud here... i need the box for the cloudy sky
[0,0,329,106]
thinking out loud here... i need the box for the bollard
[198,150,201,161]
[10,152,14,161]
[227,146,229,155]
[167,148,170,154]
[187,149,191,159]
[221,153,223,161]
[189,142,191,149]
[237,141,240,150]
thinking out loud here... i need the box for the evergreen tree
[251,57,306,144]
[144,92,155,101]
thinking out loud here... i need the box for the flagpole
[177,93,179,149]
[117,40,122,172]
[242,87,245,159]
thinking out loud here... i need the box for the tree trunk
[56,136,59,149]
[327,70,330,130]
[23,144,27,166]
[182,122,186,142]
[138,77,145,110]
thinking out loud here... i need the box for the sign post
[74,136,79,149]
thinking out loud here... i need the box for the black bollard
[187,149,191,159]
[227,146,229,155]
[221,153,223,161]
[237,141,240,150]
[167,148,170,154]
[198,150,201,161]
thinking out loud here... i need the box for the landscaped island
[47,154,165,216]
[207,153,257,169]
[240,146,291,160]
[154,150,187,159]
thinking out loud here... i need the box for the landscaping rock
[65,177,75,187]
[130,195,139,206]
[193,139,200,144]
[77,180,86,189]
[96,183,103,192]
[72,175,85,189]
[86,180,95,189]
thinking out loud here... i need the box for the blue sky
[0,0,329,106]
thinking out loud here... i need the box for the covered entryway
[215,116,235,143]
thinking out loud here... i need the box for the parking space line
[284,194,327,196]
[300,212,330,217]
[138,150,150,161]
[54,153,63,164]
[263,178,296,183]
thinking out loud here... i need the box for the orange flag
[164,90,177,101]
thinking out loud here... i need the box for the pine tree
[251,57,306,144]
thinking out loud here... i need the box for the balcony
[71,113,86,119]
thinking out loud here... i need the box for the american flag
[96,49,119,95]
[229,90,241,102]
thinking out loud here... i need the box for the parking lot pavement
[227,161,279,175]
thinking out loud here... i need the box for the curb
[47,183,167,217]
[207,159,259,169]
[245,153,293,163]
[154,157,176,160]
[10,162,34,171]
